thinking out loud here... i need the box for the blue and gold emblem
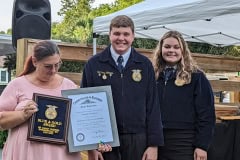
[132,69,142,82]
[45,105,58,120]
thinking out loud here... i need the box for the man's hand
[194,148,207,160]
[142,146,158,160]
[88,150,104,160]
[98,142,112,153]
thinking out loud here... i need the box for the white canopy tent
[93,0,240,53]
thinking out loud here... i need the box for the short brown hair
[110,15,135,33]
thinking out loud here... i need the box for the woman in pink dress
[0,40,81,160]
[0,40,111,160]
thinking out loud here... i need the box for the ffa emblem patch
[132,69,142,82]
[175,78,185,86]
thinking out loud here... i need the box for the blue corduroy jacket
[81,46,164,146]
[157,70,216,151]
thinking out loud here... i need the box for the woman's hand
[22,101,38,120]
[0,100,38,130]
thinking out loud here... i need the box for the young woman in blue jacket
[153,30,215,160]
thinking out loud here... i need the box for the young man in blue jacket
[81,15,164,160]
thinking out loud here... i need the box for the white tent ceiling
[93,0,240,47]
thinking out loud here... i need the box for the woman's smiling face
[161,37,182,66]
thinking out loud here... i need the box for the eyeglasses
[43,60,62,70]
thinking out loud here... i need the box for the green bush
[0,130,8,148]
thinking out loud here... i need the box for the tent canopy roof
[93,0,240,47]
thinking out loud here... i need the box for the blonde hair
[153,30,200,85]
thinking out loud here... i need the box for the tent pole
[93,38,96,55]
[93,33,97,55]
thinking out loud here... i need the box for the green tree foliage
[188,42,229,55]
[187,42,240,56]
[0,29,12,35]
[3,54,16,71]
[59,61,85,73]
[91,0,143,17]
[52,0,94,43]
[224,46,240,57]
[51,0,240,75]
[52,0,143,44]
[3,53,16,78]
[52,0,240,57]
[0,130,8,148]
[133,38,158,49]
[7,29,12,35]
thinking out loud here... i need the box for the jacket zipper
[162,80,167,99]
[121,73,124,96]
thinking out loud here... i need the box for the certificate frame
[62,85,120,152]
[27,93,72,144]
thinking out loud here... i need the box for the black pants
[103,133,147,160]
[158,129,195,160]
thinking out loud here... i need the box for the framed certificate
[62,85,120,152]
[27,93,71,144]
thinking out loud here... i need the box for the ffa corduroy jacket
[157,70,216,151]
[81,46,164,146]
